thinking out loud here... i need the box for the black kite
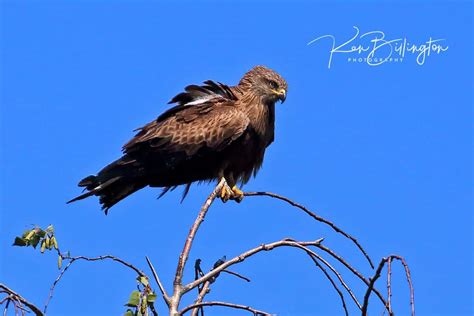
[68,65,288,213]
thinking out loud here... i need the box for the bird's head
[239,65,288,104]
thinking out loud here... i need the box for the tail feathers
[67,176,121,204]
[68,175,145,214]
[78,175,99,190]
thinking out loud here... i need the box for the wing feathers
[124,98,249,156]
[168,80,237,106]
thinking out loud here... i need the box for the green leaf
[13,237,27,247]
[147,293,157,303]
[125,290,140,307]
[137,276,149,287]
[123,309,134,316]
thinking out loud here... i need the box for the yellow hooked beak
[272,88,286,103]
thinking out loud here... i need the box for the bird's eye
[268,80,278,89]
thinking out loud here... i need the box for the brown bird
[68,65,287,213]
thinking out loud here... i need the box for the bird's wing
[123,97,249,156]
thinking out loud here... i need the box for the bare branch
[44,254,146,314]
[362,257,387,315]
[170,178,226,313]
[291,242,361,311]
[314,243,390,310]
[190,281,211,316]
[189,265,250,316]
[361,255,414,316]
[180,301,271,315]
[183,238,324,294]
[387,256,393,314]
[0,283,43,316]
[146,255,170,306]
[222,270,251,283]
[244,191,374,268]
[306,253,349,316]
[390,255,415,316]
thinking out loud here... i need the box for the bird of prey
[68,65,287,213]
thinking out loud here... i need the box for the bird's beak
[273,88,286,103]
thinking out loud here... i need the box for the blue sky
[1,1,472,315]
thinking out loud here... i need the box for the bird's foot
[220,184,234,203]
[219,179,244,203]
[231,185,244,203]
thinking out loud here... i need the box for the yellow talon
[231,185,244,203]
[220,184,233,203]
[218,177,244,203]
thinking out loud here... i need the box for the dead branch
[387,256,393,314]
[44,254,147,314]
[244,191,374,269]
[180,301,271,315]
[315,242,390,310]
[146,255,171,306]
[189,262,251,316]
[0,283,43,316]
[170,178,226,314]
[362,257,387,315]
[221,270,251,283]
[190,281,211,316]
[391,255,415,316]
[361,255,415,316]
[183,238,324,294]
[293,242,362,312]
[306,253,349,316]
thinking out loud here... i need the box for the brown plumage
[67,65,288,213]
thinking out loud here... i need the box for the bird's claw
[231,185,244,203]
[220,184,234,203]
[219,183,244,203]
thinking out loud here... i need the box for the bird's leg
[219,177,234,203]
[219,177,244,203]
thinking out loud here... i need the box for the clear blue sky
[1,1,472,315]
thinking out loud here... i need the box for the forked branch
[0,283,44,316]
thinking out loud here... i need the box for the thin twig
[222,270,251,282]
[190,281,211,316]
[44,259,74,314]
[44,254,146,314]
[2,297,9,316]
[180,301,271,315]
[244,191,374,269]
[0,284,43,316]
[189,267,250,316]
[390,255,415,316]
[361,255,414,316]
[306,254,349,316]
[314,243,390,311]
[362,257,387,315]
[387,256,393,314]
[146,255,170,306]
[291,242,361,311]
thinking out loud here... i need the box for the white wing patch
[184,95,216,106]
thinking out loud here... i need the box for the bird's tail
[67,156,146,214]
